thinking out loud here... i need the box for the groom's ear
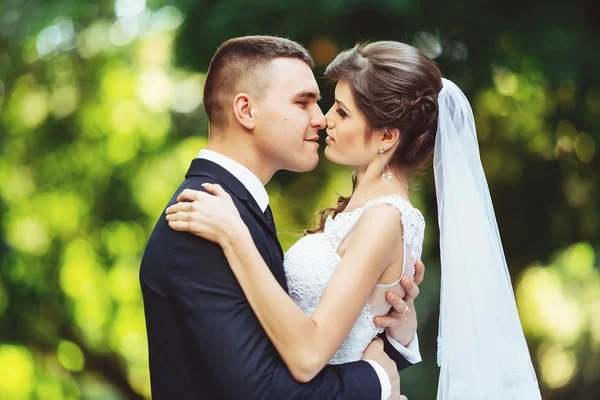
[232,93,256,130]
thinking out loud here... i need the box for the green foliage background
[1,0,599,398]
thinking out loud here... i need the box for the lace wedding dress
[283,195,425,364]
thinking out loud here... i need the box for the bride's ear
[380,127,401,152]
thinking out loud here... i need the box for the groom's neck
[205,137,274,185]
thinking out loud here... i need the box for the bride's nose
[325,115,335,130]
[324,108,336,128]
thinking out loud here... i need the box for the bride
[166,41,541,399]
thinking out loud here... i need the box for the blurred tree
[0,0,598,399]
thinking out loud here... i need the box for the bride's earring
[379,146,393,183]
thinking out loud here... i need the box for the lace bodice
[283,195,425,364]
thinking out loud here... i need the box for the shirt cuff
[386,332,422,364]
[363,360,391,400]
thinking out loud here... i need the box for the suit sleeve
[165,204,382,399]
[380,332,415,371]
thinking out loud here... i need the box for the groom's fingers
[413,260,425,285]
[374,310,403,328]
[374,295,408,328]
[401,277,420,303]
[387,292,409,315]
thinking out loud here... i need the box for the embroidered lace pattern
[283,195,425,364]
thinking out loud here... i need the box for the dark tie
[264,205,276,233]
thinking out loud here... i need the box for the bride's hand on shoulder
[165,183,246,245]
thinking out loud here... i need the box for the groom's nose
[311,107,327,130]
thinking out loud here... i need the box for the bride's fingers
[166,201,194,215]
[201,183,230,199]
[200,183,219,195]
[166,211,192,222]
[177,188,208,203]
[168,220,193,232]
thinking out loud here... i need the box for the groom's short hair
[203,36,315,129]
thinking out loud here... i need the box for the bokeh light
[0,345,35,399]
[1,1,598,399]
[57,341,85,372]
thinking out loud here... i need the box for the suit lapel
[185,159,284,260]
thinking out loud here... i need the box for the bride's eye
[336,107,347,118]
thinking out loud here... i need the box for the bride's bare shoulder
[351,204,404,245]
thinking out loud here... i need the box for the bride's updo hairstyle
[308,41,443,234]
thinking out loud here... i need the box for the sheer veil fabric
[433,78,541,399]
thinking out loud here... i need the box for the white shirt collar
[197,149,269,212]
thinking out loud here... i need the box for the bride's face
[324,81,379,167]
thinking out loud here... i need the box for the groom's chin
[306,154,320,171]
[290,154,319,173]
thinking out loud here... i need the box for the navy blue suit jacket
[140,158,412,399]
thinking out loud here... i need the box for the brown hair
[203,36,315,129]
[308,41,442,234]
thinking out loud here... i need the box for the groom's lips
[304,136,319,142]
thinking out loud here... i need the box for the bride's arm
[167,185,403,383]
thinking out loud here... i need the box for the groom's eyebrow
[293,91,322,101]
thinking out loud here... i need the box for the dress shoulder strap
[363,194,413,215]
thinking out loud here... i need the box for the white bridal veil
[433,78,542,399]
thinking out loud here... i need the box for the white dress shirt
[198,149,269,212]
[197,149,421,400]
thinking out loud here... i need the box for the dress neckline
[332,194,411,221]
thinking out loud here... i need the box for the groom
[140,36,423,399]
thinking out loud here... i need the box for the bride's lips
[325,135,334,144]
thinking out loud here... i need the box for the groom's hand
[361,339,402,400]
[374,260,425,346]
